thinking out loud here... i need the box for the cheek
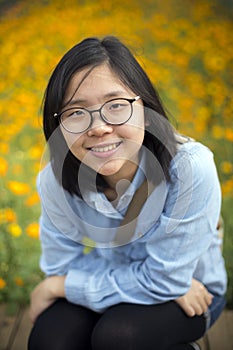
[125,107,145,140]
[61,128,85,158]
[119,122,145,144]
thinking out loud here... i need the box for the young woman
[28,36,227,350]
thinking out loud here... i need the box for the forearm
[48,275,66,298]
[29,275,66,323]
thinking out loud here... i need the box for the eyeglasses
[54,96,141,134]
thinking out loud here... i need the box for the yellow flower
[211,125,224,139]
[25,192,40,207]
[0,157,8,176]
[29,146,43,159]
[204,54,226,72]
[5,208,17,222]
[14,277,24,287]
[0,208,17,224]
[0,278,6,289]
[221,179,233,198]
[220,162,233,175]
[26,222,39,239]
[0,142,9,154]
[225,129,233,142]
[7,181,31,195]
[8,223,22,237]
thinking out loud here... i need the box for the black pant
[28,299,205,350]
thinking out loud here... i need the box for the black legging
[28,299,205,350]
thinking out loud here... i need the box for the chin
[97,160,124,177]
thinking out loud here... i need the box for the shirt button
[138,232,143,238]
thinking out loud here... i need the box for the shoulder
[169,140,220,193]
[175,139,213,160]
[36,162,64,203]
[171,140,215,175]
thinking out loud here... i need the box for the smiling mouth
[90,142,122,153]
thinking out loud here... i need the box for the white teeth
[91,142,120,152]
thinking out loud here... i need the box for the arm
[29,275,65,323]
[63,144,221,312]
[31,145,221,317]
[29,166,85,322]
[29,276,212,323]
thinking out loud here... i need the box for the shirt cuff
[64,269,89,308]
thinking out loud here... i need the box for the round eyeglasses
[54,96,141,134]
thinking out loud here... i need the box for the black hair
[43,36,177,196]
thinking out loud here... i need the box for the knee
[92,318,142,350]
[28,323,50,350]
[28,314,81,350]
[28,323,67,350]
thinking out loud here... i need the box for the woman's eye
[69,109,85,118]
[109,103,125,110]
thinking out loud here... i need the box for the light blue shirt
[38,141,227,313]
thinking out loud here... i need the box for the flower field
[0,0,232,308]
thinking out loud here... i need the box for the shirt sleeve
[64,144,222,312]
[37,168,84,276]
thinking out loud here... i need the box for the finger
[176,298,196,317]
[200,290,213,308]
[204,293,213,307]
[194,286,211,312]
[196,296,209,314]
[194,292,212,314]
[192,303,203,316]
[208,292,214,302]
[182,304,196,317]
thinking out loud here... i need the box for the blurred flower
[0,142,9,154]
[5,208,17,222]
[225,129,233,142]
[7,181,31,195]
[221,162,233,175]
[26,222,39,239]
[25,192,40,207]
[29,146,43,159]
[0,157,8,176]
[0,208,17,224]
[204,53,226,72]
[211,125,224,139]
[221,179,233,198]
[14,277,24,287]
[0,278,6,289]
[7,223,22,237]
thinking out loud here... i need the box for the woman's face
[60,63,145,187]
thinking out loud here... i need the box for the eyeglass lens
[60,98,133,133]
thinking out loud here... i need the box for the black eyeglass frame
[54,95,141,134]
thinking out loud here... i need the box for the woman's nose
[87,112,114,137]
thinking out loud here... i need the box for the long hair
[43,36,177,196]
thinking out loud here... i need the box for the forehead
[63,63,133,105]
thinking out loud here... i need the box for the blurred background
[0,0,232,311]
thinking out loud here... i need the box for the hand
[29,275,66,323]
[175,278,213,317]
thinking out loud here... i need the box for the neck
[103,160,138,190]
[102,159,138,204]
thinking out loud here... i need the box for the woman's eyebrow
[64,91,129,107]
[102,91,128,99]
